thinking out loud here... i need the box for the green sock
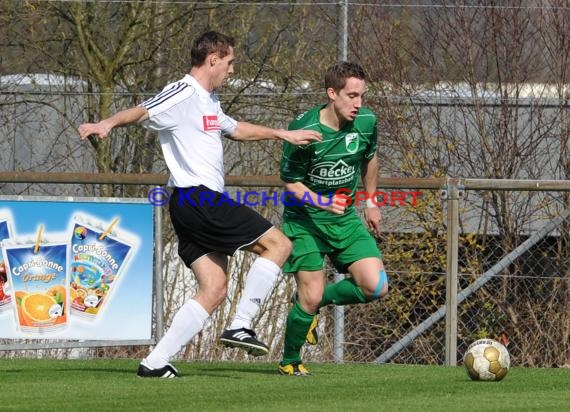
[281,302,315,365]
[320,277,368,307]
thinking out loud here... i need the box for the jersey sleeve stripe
[143,83,189,110]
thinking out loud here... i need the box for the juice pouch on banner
[70,214,136,320]
[2,237,69,333]
[0,211,15,312]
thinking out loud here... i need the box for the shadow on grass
[0,368,24,373]
[194,366,278,377]
[52,366,135,375]
[46,364,278,379]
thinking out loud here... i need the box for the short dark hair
[324,61,366,91]
[190,31,236,67]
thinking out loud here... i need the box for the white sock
[228,257,280,330]
[144,298,209,369]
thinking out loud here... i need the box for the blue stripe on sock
[373,269,388,299]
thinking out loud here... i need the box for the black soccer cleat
[220,327,269,356]
[137,359,179,378]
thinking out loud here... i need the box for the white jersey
[141,74,237,191]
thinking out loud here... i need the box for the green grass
[1,359,569,411]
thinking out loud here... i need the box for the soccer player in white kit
[78,31,321,378]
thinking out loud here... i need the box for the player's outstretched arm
[78,106,149,140]
[230,121,321,145]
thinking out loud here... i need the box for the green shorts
[282,213,382,274]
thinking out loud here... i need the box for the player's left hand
[364,206,382,237]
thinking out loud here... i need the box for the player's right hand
[281,129,322,145]
[324,194,348,215]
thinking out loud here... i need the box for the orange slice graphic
[21,293,57,324]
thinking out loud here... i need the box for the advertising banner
[0,197,153,340]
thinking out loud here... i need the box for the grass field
[1,359,569,411]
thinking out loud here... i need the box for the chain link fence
[215,182,569,369]
[0,178,568,370]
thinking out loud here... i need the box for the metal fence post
[332,0,348,365]
[338,0,348,61]
[333,271,345,363]
[153,187,164,341]
[444,179,461,365]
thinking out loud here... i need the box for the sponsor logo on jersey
[203,115,221,131]
[307,159,356,186]
[345,133,359,153]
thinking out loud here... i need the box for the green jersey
[280,104,378,223]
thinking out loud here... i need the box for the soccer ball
[463,338,510,381]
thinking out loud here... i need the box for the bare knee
[295,273,325,314]
[211,283,228,307]
[195,282,227,313]
[272,233,292,264]
[348,259,389,301]
[374,283,389,299]
[360,272,389,301]
[298,288,322,314]
[191,253,229,313]
[250,228,292,266]
[269,229,292,260]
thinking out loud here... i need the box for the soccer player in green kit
[278,61,389,376]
